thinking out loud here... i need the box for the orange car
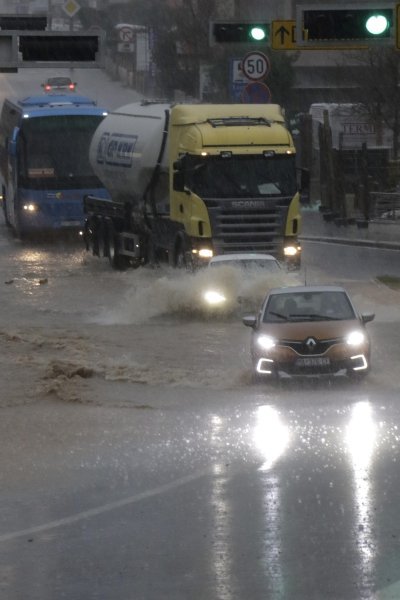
[243,285,375,380]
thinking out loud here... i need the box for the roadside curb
[300,235,400,252]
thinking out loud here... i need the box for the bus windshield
[17,115,104,190]
[185,153,297,199]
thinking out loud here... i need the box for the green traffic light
[249,26,267,41]
[365,14,389,36]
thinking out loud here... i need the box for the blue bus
[0,94,109,238]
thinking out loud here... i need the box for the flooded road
[1,214,400,600]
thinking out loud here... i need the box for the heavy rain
[1,2,400,600]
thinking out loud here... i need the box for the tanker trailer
[83,101,305,269]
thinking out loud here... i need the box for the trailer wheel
[107,222,130,270]
[90,219,100,256]
[83,221,90,251]
[97,221,108,258]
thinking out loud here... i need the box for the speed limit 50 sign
[241,51,270,81]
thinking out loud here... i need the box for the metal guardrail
[370,192,400,221]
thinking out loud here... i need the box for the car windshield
[47,77,71,86]
[263,290,356,322]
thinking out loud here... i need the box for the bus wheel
[13,208,26,240]
[2,189,11,228]
[107,223,130,270]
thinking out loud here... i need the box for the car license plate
[296,357,330,367]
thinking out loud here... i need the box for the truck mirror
[9,126,19,156]
[299,168,310,191]
[8,140,17,156]
[173,171,185,192]
[173,160,182,171]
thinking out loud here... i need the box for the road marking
[0,468,209,543]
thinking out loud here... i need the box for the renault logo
[305,337,317,351]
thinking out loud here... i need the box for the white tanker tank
[89,101,170,207]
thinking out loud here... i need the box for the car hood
[258,319,361,340]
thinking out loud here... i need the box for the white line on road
[0,468,210,543]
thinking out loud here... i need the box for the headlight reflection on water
[253,405,291,472]
[345,401,378,578]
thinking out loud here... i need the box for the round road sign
[241,82,271,104]
[241,51,270,81]
[117,25,134,42]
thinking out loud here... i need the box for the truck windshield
[185,154,297,198]
[17,115,104,190]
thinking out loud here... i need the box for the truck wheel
[175,241,193,271]
[107,223,130,270]
[175,245,186,268]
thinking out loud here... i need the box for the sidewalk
[300,205,400,251]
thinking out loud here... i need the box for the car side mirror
[243,315,257,328]
[361,313,375,324]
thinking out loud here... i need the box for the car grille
[205,196,292,254]
[279,337,343,356]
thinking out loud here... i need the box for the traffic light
[210,21,270,45]
[299,5,393,44]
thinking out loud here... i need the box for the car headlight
[346,330,366,346]
[203,290,226,305]
[256,335,276,350]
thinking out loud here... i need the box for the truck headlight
[203,290,226,305]
[256,335,276,350]
[198,248,213,258]
[284,245,300,257]
[346,330,366,346]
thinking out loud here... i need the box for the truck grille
[205,196,291,254]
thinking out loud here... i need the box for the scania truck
[83,101,305,269]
